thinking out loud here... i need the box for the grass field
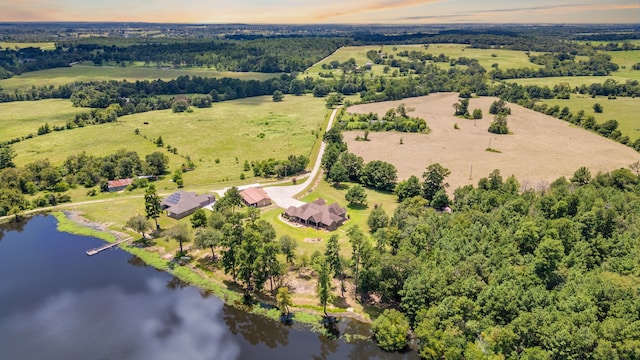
[0,41,56,50]
[537,95,640,140]
[12,94,330,187]
[303,43,541,79]
[504,75,633,88]
[0,63,281,90]
[0,99,91,143]
[606,50,640,81]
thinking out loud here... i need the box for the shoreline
[52,210,374,338]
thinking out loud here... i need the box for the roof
[108,178,132,188]
[161,191,214,215]
[240,187,271,205]
[285,198,346,227]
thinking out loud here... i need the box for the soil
[344,93,640,192]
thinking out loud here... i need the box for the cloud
[397,2,639,22]
[0,277,240,360]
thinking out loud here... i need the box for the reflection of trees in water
[0,216,28,241]
[127,255,149,268]
[312,334,339,360]
[166,276,189,290]
[223,306,289,348]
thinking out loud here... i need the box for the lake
[0,215,418,360]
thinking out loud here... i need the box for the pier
[86,237,132,256]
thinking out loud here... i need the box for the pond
[0,215,418,360]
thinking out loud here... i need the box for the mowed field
[0,99,91,143]
[0,64,281,90]
[344,92,640,192]
[538,95,640,140]
[304,43,540,78]
[0,41,56,50]
[12,95,329,186]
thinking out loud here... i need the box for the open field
[304,43,541,79]
[504,75,632,88]
[0,41,56,50]
[344,92,640,192]
[12,94,329,186]
[0,99,91,143]
[0,63,281,90]
[606,50,640,81]
[538,95,640,140]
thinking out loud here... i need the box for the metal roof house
[240,187,272,208]
[161,191,215,219]
[107,178,133,192]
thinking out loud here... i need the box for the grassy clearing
[0,41,56,50]
[537,94,640,140]
[12,94,329,186]
[606,50,640,81]
[504,76,632,88]
[0,99,91,143]
[303,44,540,79]
[117,94,328,185]
[0,63,280,90]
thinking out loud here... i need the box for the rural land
[2,22,640,358]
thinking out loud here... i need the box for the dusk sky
[1,0,637,24]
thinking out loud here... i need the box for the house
[284,198,347,231]
[161,190,215,219]
[107,178,133,192]
[240,187,272,208]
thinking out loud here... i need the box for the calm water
[0,215,417,360]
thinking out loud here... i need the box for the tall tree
[164,223,191,255]
[221,213,244,282]
[279,234,298,264]
[367,205,389,234]
[276,287,293,317]
[0,146,16,170]
[126,214,151,240]
[347,225,366,299]
[144,184,162,230]
[316,256,333,316]
[422,163,451,202]
[328,162,348,187]
[193,227,223,259]
[395,175,422,202]
[345,184,367,207]
[325,234,344,297]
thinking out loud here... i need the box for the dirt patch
[345,92,640,192]
[303,237,322,243]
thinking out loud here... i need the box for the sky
[0,0,638,24]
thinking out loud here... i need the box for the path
[262,106,339,209]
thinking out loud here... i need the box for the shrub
[371,309,410,351]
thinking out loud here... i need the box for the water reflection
[225,306,290,348]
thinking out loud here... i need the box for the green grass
[0,99,91,143]
[505,76,632,88]
[12,95,329,186]
[0,41,56,50]
[0,63,281,90]
[538,94,640,140]
[52,212,116,242]
[606,50,640,81]
[303,44,540,79]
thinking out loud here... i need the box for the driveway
[263,106,339,209]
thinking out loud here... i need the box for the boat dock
[86,237,132,256]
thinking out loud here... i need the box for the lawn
[0,99,91,143]
[12,94,330,187]
[537,95,640,140]
[505,75,632,88]
[0,63,281,90]
[303,43,541,79]
[0,41,56,50]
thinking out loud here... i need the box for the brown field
[345,93,640,192]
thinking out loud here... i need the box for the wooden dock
[86,237,132,256]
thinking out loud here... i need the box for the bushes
[371,309,410,351]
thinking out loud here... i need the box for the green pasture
[0,63,281,90]
[504,75,632,88]
[303,43,540,79]
[0,99,91,143]
[574,40,640,47]
[12,95,329,186]
[0,41,56,50]
[606,50,640,81]
[538,94,640,140]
